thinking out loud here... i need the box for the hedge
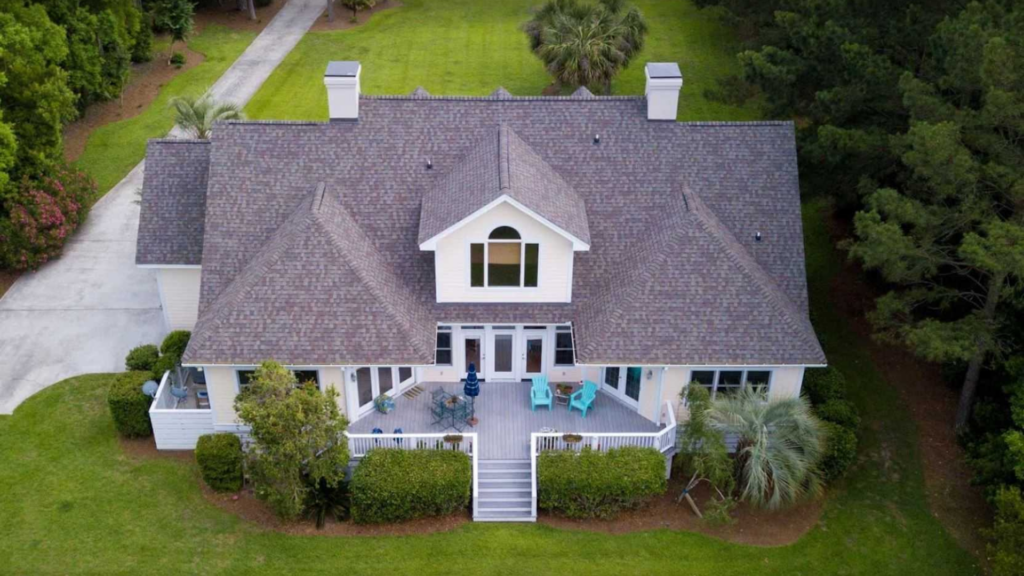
[538,446,667,519]
[124,344,159,372]
[802,366,847,405]
[107,371,154,438]
[819,421,858,483]
[815,398,861,430]
[350,449,471,524]
[195,434,244,492]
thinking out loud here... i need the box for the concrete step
[475,510,536,522]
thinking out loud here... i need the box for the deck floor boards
[349,381,662,460]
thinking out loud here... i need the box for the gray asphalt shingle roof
[417,123,590,246]
[149,93,824,367]
[136,139,210,266]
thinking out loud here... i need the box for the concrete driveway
[0,0,324,414]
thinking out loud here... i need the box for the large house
[136,61,825,521]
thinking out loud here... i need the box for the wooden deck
[349,381,662,460]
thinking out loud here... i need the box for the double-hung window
[554,327,575,366]
[470,226,539,288]
[435,326,453,366]
[690,369,772,399]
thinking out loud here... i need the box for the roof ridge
[684,187,823,361]
[498,124,510,191]
[147,138,211,145]
[184,193,316,363]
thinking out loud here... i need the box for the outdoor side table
[554,383,574,406]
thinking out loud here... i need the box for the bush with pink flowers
[0,166,95,270]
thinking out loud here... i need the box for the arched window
[470,226,539,288]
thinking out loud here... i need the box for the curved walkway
[0,0,325,414]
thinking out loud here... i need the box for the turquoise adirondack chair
[530,376,553,411]
[568,380,598,418]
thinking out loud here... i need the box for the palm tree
[169,94,245,139]
[707,385,825,510]
[524,0,647,94]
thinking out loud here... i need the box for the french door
[463,333,485,380]
[353,366,414,416]
[489,331,516,380]
[521,331,546,379]
[602,366,643,407]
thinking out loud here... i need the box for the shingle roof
[136,140,210,266]
[162,93,824,366]
[418,123,591,246]
[184,184,436,365]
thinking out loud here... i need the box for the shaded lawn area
[73,25,256,199]
[0,201,979,575]
[245,0,757,122]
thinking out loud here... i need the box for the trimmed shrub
[802,366,847,405]
[195,434,243,492]
[151,354,177,380]
[819,422,858,483]
[350,449,471,524]
[815,399,861,430]
[160,330,191,360]
[125,344,160,372]
[538,446,667,519]
[107,371,153,437]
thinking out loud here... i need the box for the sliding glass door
[352,366,416,415]
[601,366,643,408]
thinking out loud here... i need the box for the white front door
[521,331,546,380]
[489,331,516,380]
[601,366,643,408]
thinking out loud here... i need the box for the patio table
[554,383,575,406]
[440,395,469,432]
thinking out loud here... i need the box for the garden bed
[539,478,823,546]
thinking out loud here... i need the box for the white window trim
[553,326,575,367]
[234,366,324,393]
[687,368,774,400]
[468,226,541,290]
[435,326,454,366]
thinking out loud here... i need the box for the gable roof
[183,184,436,366]
[136,139,210,266]
[153,93,824,367]
[417,123,591,249]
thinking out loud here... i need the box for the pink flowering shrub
[0,166,95,270]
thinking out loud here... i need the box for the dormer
[418,124,589,303]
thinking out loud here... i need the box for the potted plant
[373,394,395,414]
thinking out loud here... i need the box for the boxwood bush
[107,371,154,438]
[124,344,159,372]
[538,446,667,519]
[819,422,858,483]
[350,449,471,524]
[802,366,847,405]
[195,434,244,492]
[815,398,861,430]
[160,330,191,361]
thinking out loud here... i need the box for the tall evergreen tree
[847,1,1024,431]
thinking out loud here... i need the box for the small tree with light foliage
[235,361,349,520]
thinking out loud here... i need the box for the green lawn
[0,201,979,575]
[245,0,757,122]
[73,25,257,198]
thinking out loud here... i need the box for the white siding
[150,410,215,450]
[205,366,239,427]
[156,268,201,330]
[434,202,574,303]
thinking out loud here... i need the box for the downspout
[655,367,667,424]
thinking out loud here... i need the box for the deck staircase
[475,460,535,522]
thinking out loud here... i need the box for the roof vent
[593,134,600,145]
[426,159,433,170]
[755,231,762,242]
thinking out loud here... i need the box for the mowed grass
[245,0,757,121]
[0,204,979,575]
[73,25,257,198]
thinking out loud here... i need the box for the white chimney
[323,61,361,120]
[644,62,682,121]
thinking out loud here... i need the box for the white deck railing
[528,400,677,519]
[345,431,480,519]
[149,370,214,450]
